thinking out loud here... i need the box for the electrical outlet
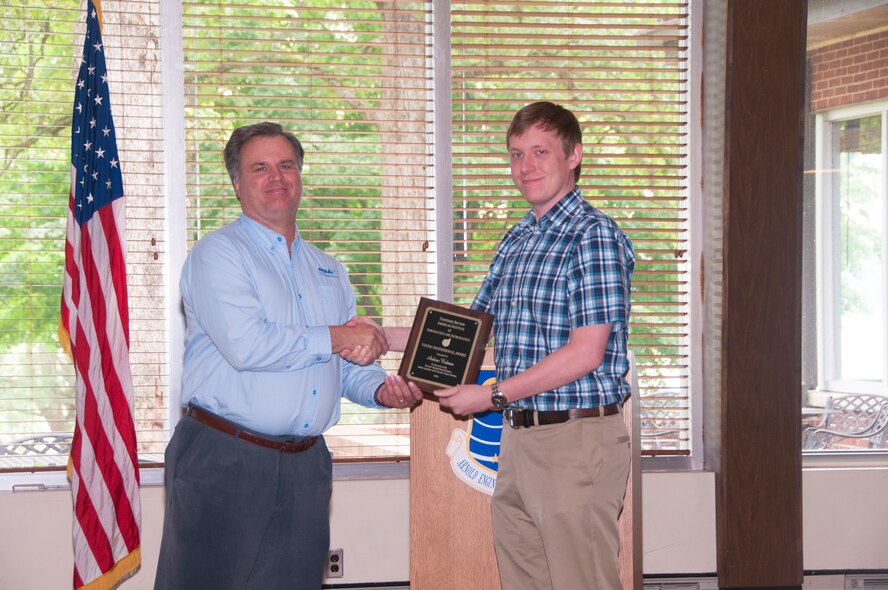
[325,548,344,579]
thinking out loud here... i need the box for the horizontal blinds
[451,0,691,454]
[1,0,693,468]
[0,0,168,469]
[182,1,436,459]
[100,2,168,460]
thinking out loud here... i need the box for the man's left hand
[375,376,423,409]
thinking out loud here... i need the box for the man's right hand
[330,317,389,364]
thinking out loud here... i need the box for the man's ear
[569,143,583,169]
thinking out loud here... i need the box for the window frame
[812,101,888,403]
[803,103,888,466]
[662,0,703,472]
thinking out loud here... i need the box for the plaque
[398,298,493,394]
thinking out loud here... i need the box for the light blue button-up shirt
[180,214,386,437]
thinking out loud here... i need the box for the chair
[803,395,888,450]
[0,433,73,456]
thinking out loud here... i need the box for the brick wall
[808,29,888,112]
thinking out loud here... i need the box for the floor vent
[644,578,718,590]
[847,575,888,590]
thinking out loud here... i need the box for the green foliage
[836,116,884,316]
[0,2,82,438]
[0,2,79,352]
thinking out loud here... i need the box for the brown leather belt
[503,403,621,429]
[186,405,318,453]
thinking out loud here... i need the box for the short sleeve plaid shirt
[471,188,635,411]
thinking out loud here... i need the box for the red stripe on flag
[99,205,130,346]
[71,216,140,550]
[96,205,139,470]
[67,218,142,583]
[63,191,81,340]
[71,426,115,575]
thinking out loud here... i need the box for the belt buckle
[280,437,298,453]
[504,408,529,429]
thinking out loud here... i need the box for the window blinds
[450,0,691,454]
[0,0,692,470]
[182,1,436,459]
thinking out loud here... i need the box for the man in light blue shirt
[155,122,421,590]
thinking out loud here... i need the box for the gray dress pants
[154,415,332,590]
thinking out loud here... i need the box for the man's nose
[520,155,535,172]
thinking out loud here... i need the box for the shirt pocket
[313,282,347,324]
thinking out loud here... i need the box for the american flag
[60,1,142,588]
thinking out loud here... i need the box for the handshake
[329,317,419,409]
[329,316,398,365]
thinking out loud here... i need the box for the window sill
[0,459,412,493]
[803,449,888,468]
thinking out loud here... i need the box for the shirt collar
[515,186,584,234]
[238,214,301,254]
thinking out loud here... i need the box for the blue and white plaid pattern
[472,189,635,411]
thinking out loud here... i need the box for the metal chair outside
[803,394,888,450]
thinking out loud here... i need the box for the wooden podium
[409,362,641,589]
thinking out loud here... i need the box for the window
[1,0,695,476]
[804,104,888,452]
[817,108,886,396]
[450,1,692,455]
[803,7,888,453]
[181,1,435,459]
[0,0,167,471]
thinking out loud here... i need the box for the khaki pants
[491,412,630,590]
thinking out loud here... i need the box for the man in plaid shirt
[437,101,635,589]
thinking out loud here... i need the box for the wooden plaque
[398,297,493,394]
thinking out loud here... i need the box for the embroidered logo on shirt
[317,266,336,277]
